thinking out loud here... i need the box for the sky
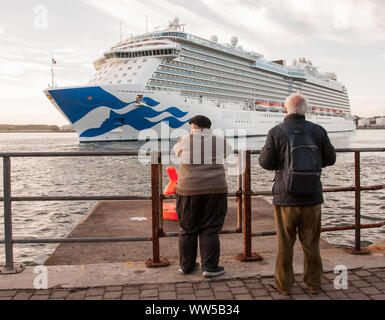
[0,0,384,125]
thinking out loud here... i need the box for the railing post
[347,151,369,254]
[236,150,262,262]
[0,157,24,274]
[236,153,243,232]
[158,153,165,236]
[146,151,169,268]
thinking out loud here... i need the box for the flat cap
[188,115,212,129]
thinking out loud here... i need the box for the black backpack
[278,121,322,194]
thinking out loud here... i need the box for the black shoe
[202,266,225,278]
[178,262,200,275]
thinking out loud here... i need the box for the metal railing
[1,148,385,273]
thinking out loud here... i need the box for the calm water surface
[0,130,384,265]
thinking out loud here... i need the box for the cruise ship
[44,18,355,142]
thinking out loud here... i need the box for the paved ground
[44,198,334,266]
[1,267,385,300]
[2,198,384,301]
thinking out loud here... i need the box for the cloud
[81,0,160,35]
[236,0,385,44]
[1,0,384,124]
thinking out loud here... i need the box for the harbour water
[0,129,384,266]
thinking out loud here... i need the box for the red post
[236,153,243,232]
[236,150,263,262]
[346,151,369,254]
[146,151,169,267]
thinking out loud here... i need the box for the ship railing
[181,51,262,78]
[152,74,254,94]
[162,62,257,87]
[154,74,285,101]
[177,56,290,88]
[184,34,261,61]
[181,44,254,69]
[174,57,295,95]
[0,148,385,272]
[152,81,252,101]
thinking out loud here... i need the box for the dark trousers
[176,194,227,271]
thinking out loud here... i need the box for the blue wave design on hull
[142,97,159,107]
[47,86,190,138]
[80,106,189,137]
[48,87,134,123]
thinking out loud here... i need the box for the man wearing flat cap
[173,115,232,278]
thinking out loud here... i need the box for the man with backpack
[259,92,336,295]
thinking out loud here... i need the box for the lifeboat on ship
[269,101,281,112]
[255,100,269,111]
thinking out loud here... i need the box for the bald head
[285,93,308,115]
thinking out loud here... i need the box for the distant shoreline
[357,127,385,130]
[0,124,75,133]
[0,130,75,133]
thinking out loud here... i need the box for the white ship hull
[45,85,355,142]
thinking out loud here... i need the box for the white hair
[284,92,308,115]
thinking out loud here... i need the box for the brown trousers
[274,204,323,293]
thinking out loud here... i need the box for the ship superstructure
[45,18,354,142]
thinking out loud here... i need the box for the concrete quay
[0,197,384,300]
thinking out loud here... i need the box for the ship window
[138,65,142,69]
[133,60,137,63]
[113,118,124,126]
[117,80,122,84]
[143,59,147,62]
[127,67,132,70]
[122,73,127,76]
[127,79,132,83]
[133,72,137,75]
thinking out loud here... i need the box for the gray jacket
[173,129,232,196]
